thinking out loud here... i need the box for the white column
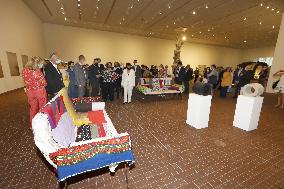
[267,14,284,93]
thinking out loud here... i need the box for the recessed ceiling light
[225,36,227,39]
[96,6,99,9]
[130,5,133,9]
[272,8,275,11]
[62,12,64,14]
[199,31,202,34]
[212,34,215,37]
[267,6,269,9]
[193,11,196,15]
[243,17,247,21]
[149,32,152,35]
[260,3,263,6]
[61,7,63,10]
[119,22,122,24]
[159,12,162,15]
[168,5,171,9]
[78,4,80,7]
[277,10,280,13]
[272,25,275,28]
[182,36,187,41]
[208,29,210,32]
[259,21,262,25]
[191,34,194,37]
[244,40,247,43]
[205,5,208,9]
[173,22,176,24]
[64,17,67,21]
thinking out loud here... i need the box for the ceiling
[24,0,284,49]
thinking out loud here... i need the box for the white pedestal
[186,93,212,129]
[233,95,264,131]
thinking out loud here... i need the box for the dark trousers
[184,80,189,94]
[102,82,114,101]
[220,86,228,97]
[115,79,122,99]
[90,80,100,97]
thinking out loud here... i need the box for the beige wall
[267,14,284,93]
[0,1,280,94]
[43,23,242,70]
[241,46,275,62]
[0,0,46,94]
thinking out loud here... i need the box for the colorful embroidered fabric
[71,97,101,105]
[49,135,131,167]
[76,124,102,142]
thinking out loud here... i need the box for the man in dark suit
[184,65,193,94]
[233,66,252,98]
[88,58,101,97]
[74,55,87,97]
[133,60,142,85]
[174,60,186,85]
[44,52,64,100]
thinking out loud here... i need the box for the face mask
[38,63,43,69]
[55,59,61,64]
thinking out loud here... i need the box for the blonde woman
[274,70,284,109]
[22,57,47,127]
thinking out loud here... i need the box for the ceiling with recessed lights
[23,0,284,49]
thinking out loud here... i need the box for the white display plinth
[233,95,264,131]
[186,93,212,129]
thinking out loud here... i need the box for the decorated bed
[32,88,135,187]
[135,78,184,99]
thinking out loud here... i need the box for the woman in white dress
[122,63,135,104]
[274,70,284,109]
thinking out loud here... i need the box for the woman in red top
[22,56,47,127]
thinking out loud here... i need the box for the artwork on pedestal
[0,60,4,78]
[6,52,20,76]
[21,55,29,67]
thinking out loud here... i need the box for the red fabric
[22,68,46,92]
[159,80,163,88]
[88,111,107,137]
[88,110,107,124]
[97,124,106,137]
[27,89,47,127]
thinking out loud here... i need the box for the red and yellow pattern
[50,135,131,167]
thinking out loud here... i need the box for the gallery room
[0,0,284,188]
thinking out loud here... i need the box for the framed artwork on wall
[0,60,4,78]
[21,55,29,67]
[6,51,20,76]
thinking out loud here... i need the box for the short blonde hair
[25,56,44,70]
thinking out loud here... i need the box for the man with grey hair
[44,52,64,100]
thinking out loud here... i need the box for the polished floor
[0,89,283,189]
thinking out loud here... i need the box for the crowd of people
[21,52,284,128]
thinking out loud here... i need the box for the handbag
[272,80,280,89]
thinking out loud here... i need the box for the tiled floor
[0,89,283,189]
